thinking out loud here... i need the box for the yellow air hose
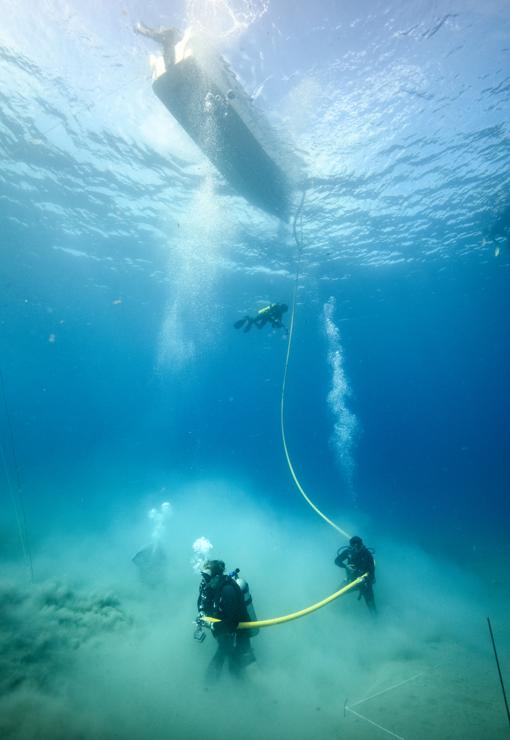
[280,187,352,541]
[201,192,362,635]
[202,573,368,629]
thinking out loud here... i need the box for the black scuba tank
[230,568,259,637]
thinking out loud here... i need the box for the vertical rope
[487,616,510,725]
[279,187,351,540]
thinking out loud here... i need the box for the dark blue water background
[1,0,509,571]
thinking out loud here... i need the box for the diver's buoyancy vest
[335,546,376,582]
[199,575,244,619]
[198,572,259,637]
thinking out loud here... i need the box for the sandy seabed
[1,485,508,739]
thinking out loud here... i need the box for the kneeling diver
[335,536,376,614]
[234,303,288,333]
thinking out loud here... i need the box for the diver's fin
[234,317,248,329]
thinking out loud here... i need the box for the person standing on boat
[134,22,182,69]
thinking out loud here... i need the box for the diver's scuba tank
[257,304,272,315]
[229,568,259,637]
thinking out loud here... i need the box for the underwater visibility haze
[1,0,510,738]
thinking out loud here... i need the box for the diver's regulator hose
[201,573,368,630]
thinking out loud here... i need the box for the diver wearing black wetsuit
[335,536,376,614]
[234,303,288,333]
[198,560,255,678]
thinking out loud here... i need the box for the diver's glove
[193,614,210,642]
[193,624,205,642]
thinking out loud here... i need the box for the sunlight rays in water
[156,174,236,372]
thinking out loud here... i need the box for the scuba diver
[335,536,376,614]
[195,559,256,679]
[234,303,288,333]
[132,543,167,589]
[133,21,182,69]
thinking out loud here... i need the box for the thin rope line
[345,706,406,740]
[349,672,425,708]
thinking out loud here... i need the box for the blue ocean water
[1,1,509,738]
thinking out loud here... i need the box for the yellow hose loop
[202,574,367,629]
[280,188,351,541]
[280,366,351,539]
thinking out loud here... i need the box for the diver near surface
[234,303,288,333]
[133,21,182,69]
[196,559,255,679]
[335,536,376,614]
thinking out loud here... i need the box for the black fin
[234,318,247,329]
